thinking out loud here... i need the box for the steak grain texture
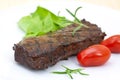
[13,19,106,69]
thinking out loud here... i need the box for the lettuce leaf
[18,6,72,37]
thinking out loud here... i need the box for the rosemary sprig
[72,24,83,36]
[74,7,82,17]
[66,7,88,36]
[52,65,89,79]
[66,8,81,23]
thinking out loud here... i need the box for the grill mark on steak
[13,19,106,69]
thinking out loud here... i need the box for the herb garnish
[52,65,89,79]
[66,7,88,36]
[66,7,81,23]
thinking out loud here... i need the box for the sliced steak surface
[13,19,106,69]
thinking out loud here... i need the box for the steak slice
[13,19,106,70]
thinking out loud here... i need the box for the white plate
[0,0,120,80]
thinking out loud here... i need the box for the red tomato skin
[101,35,120,53]
[77,45,111,67]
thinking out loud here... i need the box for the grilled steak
[13,19,106,69]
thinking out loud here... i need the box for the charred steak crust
[13,19,106,69]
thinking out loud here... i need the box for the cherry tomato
[101,35,120,53]
[77,44,111,66]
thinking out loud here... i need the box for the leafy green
[18,6,86,38]
[52,65,89,79]
[18,6,72,37]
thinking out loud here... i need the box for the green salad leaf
[18,6,72,37]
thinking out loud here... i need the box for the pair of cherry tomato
[77,35,120,67]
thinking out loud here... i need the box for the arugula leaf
[18,6,72,37]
